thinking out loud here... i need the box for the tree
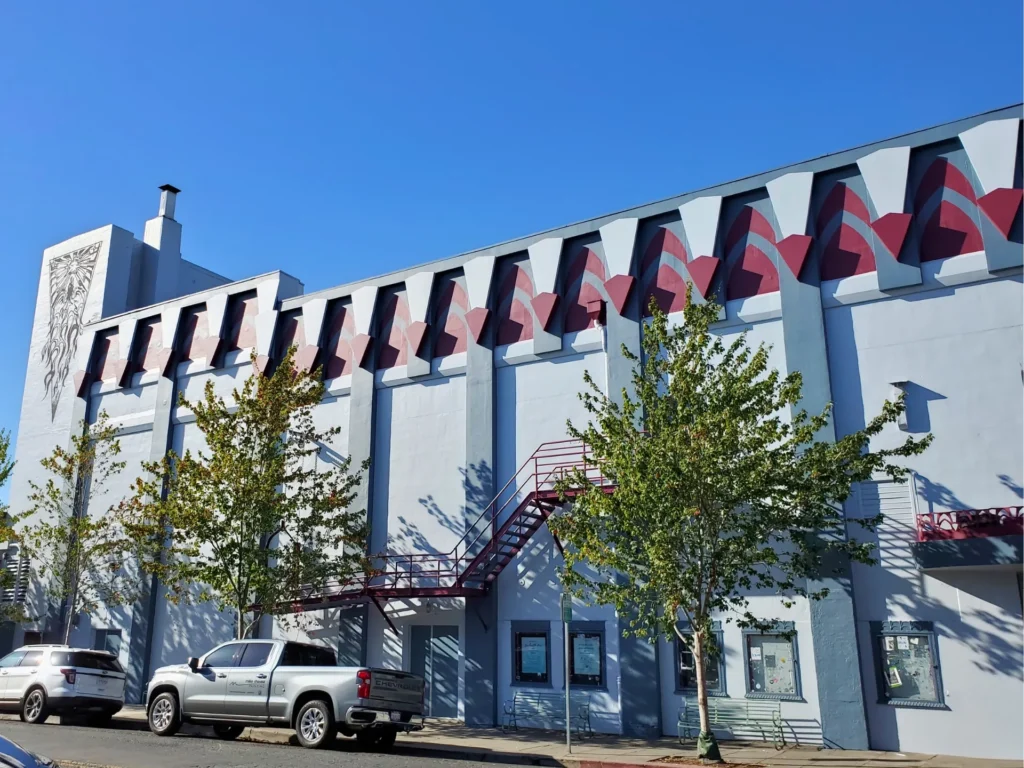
[549,289,931,760]
[120,348,370,640]
[17,413,142,644]
[0,429,24,623]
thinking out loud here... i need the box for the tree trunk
[236,607,245,640]
[692,631,722,762]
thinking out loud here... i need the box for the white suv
[0,645,126,725]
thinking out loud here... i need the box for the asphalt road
[0,721,499,768]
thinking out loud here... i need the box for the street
[0,721,499,768]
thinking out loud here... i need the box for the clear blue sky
[0,0,1021,482]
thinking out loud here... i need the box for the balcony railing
[916,506,1023,542]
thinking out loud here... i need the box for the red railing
[290,439,608,606]
[916,506,1023,541]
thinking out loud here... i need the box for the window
[94,629,122,657]
[22,632,41,646]
[19,651,44,667]
[872,622,944,708]
[0,652,25,668]
[238,643,273,668]
[50,652,124,672]
[675,623,725,695]
[204,643,245,668]
[568,623,605,688]
[512,622,550,685]
[744,624,801,700]
[282,642,337,667]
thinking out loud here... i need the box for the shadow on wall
[915,473,970,515]
[854,502,1023,752]
[154,591,236,668]
[388,460,494,559]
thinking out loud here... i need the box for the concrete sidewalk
[38,708,1022,768]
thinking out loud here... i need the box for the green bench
[678,697,785,749]
[502,690,593,738]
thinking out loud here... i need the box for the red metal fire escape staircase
[289,439,611,630]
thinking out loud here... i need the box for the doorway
[410,625,459,719]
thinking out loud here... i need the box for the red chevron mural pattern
[495,261,536,345]
[914,158,984,262]
[433,277,469,357]
[640,228,688,315]
[816,183,876,281]
[724,206,780,300]
[323,303,357,379]
[563,247,607,333]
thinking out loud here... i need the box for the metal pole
[565,619,571,753]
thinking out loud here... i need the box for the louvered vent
[0,546,29,604]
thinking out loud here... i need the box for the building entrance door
[410,625,458,719]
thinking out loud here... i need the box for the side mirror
[187,657,200,672]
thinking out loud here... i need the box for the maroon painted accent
[406,320,429,357]
[433,278,469,357]
[323,303,356,379]
[531,292,559,331]
[225,293,258,352]
[644,265,687,315]
[586,298,605,326]
[919,200,984,262]
[114,360,131,387]
[158,349,175,376]
[564,247,607,333]
[821,223,875,280]
[295,344,319,373]
[497,301,533,345]
[495,263,536,345]
[73,370,90,397]
[978,187,1023,238]
[132,319,162,376]
[686,256,720,298]
[818,183,871,232]
[871,212,913,259]
[603,274,635,315]
[466,307,490,344]
[725,206,776,254]
[917,506,1023,541]
[776,234,813,279]
[254,355,271,376]
[378,293,411,369]
[914,157,977,212]
[641,228,687,273]
[726,244,779,301]
[350,334,372,368]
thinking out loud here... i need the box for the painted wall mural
[42,241,101,419]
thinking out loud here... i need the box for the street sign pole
[561,593,572,753]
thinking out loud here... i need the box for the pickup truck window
[282,642,337,667]
[238,643,273,668]
[204,643,245,668]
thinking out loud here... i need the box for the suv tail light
[356,669,371,699]
[60,668,76,685]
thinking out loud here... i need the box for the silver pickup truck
[145,639,425,750]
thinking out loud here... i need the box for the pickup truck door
[184,643,245,717]
[222,642,274,720]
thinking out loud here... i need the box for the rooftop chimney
[158,184,180,220]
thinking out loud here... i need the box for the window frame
[511,621,551,687]
[566,621,606,689]
[0,652,26,668]
[202,643,246,669]
[870,621,946,710]
[742,623,803,702]
[674,622,727,696]
[94,628,122,658]
[238,642,274,669]
[19,651,44,667]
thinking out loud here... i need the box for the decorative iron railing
[915,506,1023,541]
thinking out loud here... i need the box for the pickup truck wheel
[213,724,245,740]
[295,699,335,749]
[148,692,181,736]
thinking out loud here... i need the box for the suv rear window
[282,643,336,667]
[50,651,123,672]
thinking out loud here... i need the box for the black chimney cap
[159,184,181,194]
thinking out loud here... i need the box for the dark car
[0,733,56,767]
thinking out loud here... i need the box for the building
[4,106,1022,759]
